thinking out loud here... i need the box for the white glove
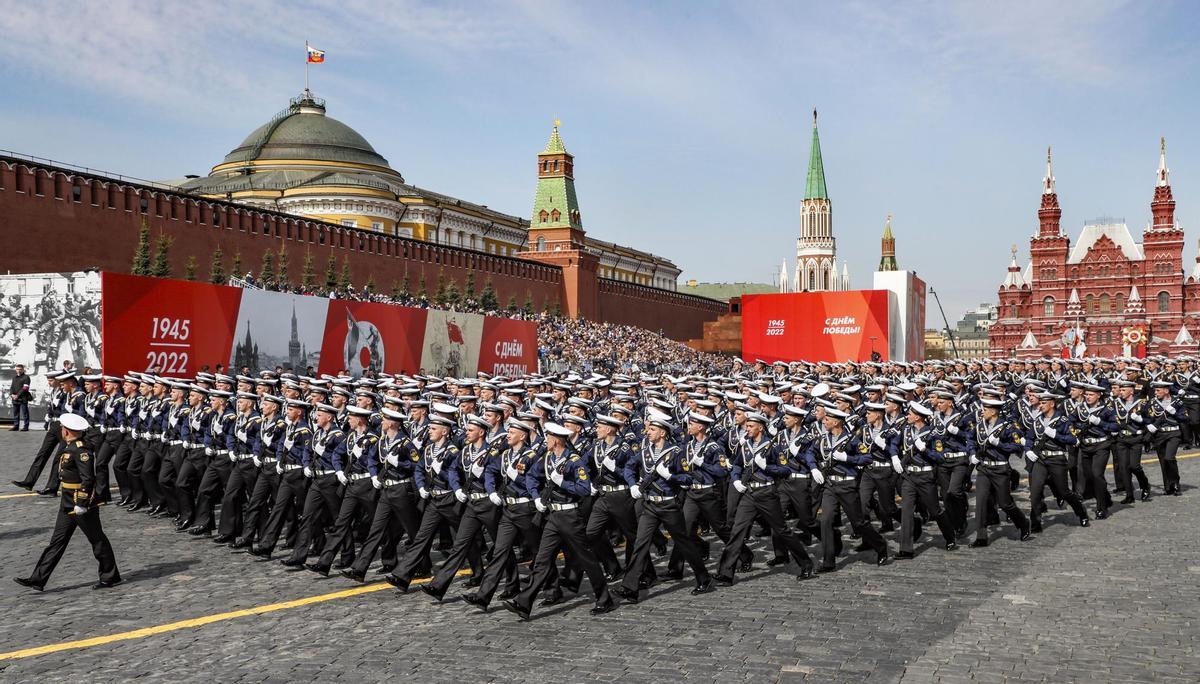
[505,464,520,480]
[873,434,887,449]
[303,466,313,478]
[1088,414,1101,425]
[1166,404,1177,415]
[205,447,214,456]
[418,487,430,499]
[890,456,903,474]
[386,453,399,467]
[655,461,672,479]
[914,438,927,451]
[987,435,1000,446]
[1025,450,1038,462]
[1147,424,1158,433]
[454,489,467,503]
[690,455,704,467]
[811,469,825,485]
[371,476,382,489]
[1044,425,1056,437]
[252,455,262,467]
[228,452,237,463]
[431,458,443,474]
[1131,413,1143,423]
[630,484,643,499]
[833,451,848,462]
[947,424,959,435]
[489,492,503,506]
[550,468,564,485]
[275,463,284,474]
[970,455,980,465]
[534,499,547,512]
[72,505,87,515]
[753,453,768,469]
[284,438,295,450]
[336,471,349,485]
[732,479,747,493]
[236,430,248,441]
[603,455,618,471]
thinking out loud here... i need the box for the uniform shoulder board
[630,443,640,452]
[75,440,84,447]
[296,427,311,434]
[250,416,262,424]
[569,454,581,462]
[447,445,460,455]
[366,435,378,444]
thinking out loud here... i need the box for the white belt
[549,502,578,511]
[599,484,629,492]
[262,457,278,464]
[383,478,412,487]
[689,482,716,490]
[282,464,303,471]
[235,453,255,461]
[747,480,773,489]
[869,462,893,469]
[505,496,531,505]
[348,472,371,481]
[941,452,967,458]
[430,488,452,496]
[645,494,675,503]
[313,468,337,476]
[906,465,934,473]
[99,426,108,433]
[789,472,810,479]
[468,491,490,501]
[828,475,856,482]
[170,440,184,446]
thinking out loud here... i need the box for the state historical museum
[990,142,1200,358]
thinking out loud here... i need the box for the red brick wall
[597,278,726,340]
[0,158,726,340]
[0,160,562,309]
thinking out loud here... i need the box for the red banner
[741,290,890,363]
[100,273,537,377]
[101,273,243,378]
[318,300,427,376]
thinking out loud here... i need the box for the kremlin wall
[0,91,724,341]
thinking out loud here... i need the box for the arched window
[1043,296,1055,317]
[1158,291,1171,312]
[550,209,560,221]
[808,270,815,291]
[1099,294,1110,314]
[1085,294,1094,314]
[538,210,548,223]
[822,268,830,291]
[536,236,546,252]
[1115,293,1124,313]
[1106,331,1114,345]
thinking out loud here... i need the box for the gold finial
[1011,243,1018,258]
[554,117,561,128]
[1161,136,1166,154]
[1047,145,1051,163]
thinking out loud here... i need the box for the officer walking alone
[14,413,121,591]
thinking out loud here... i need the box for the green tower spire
[804,108,828,201]
[531,120,582,232]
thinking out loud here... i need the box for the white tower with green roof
[790,109,846,292]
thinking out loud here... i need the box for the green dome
[221,94,393,171]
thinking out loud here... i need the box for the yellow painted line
[0,569,470,662]
[0,491,37,500]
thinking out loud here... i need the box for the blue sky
[2,1,1197,321]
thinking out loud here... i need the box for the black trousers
[899,470,955,553]
[775,475,821,555]
[513,508,611,613]
[111,433,135,500]
[1080,444,1113,513]
[351,481,422,574]
[427,497,499,597]
[1111,440,1150,495]
[585,489,638,576]
[1028,457,1087,525]
[20,424,61,487]
[125,437,150,504]
[259,469,309,552]
[242,466,280,543]
[858,468,900,531]
[28,507,119,587]
[157,444,186,514]
[288,474,343,562]
[720,484,813,576]
[174,448,208,524]
[671,486,746,574]
[191,455,233,531]
[94,432,124,504]
[622,497,710,591]
[391,494,464,583]
[973,463,1029,541]
[217,459,260,538]
[316,478,379,568]
[476,501,539,604]
[819,479,887,565]
[1152,433,1182,492]
[141,441,167,507]
[935,459,970,533]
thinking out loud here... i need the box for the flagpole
[305,40,309,94]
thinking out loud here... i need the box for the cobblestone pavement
[0,429,1197,682]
